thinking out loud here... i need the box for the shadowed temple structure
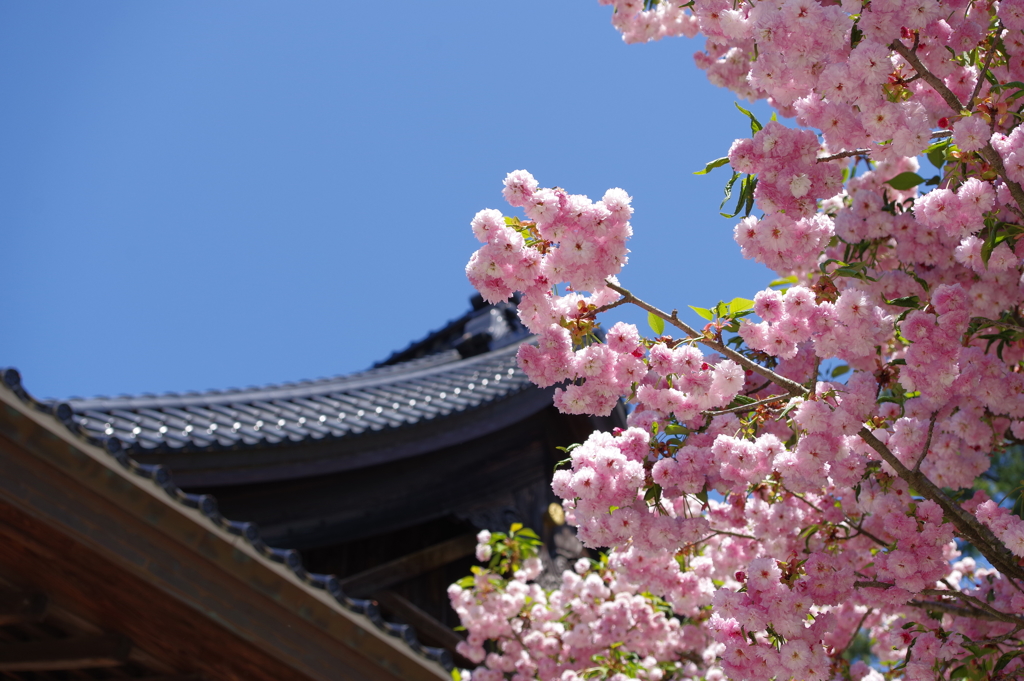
[0,296,623,680]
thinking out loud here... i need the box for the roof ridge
[63,349,467,410]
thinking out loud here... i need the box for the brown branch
[854,580,896,589]
[909,599,1010,622]
[913,414,937,473]
[857,427,1024,583]
[705,394,789,416]
[603,281,809,397]
[817,132,952,164]
[969,40,997,111]
[975,624,1024,645]
[593,296,631,315]
[841,609,873,656]
[841,522,888,547]
[919,588,1024,625]
[889,36,964,113]
[890,36,1024,215]
[817,149,870,162]
[858,582,1024,625]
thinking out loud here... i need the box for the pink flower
[953,115,990,153]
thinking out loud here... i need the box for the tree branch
[890,36,1024,215]
[969,39,997,111]
[920,588,1024,625]
[603,281,809,397]
[857,427,1024,583]
[857,582,1024,625]
[817,133,950,163]
[817,149,870,162]
[913,414,936,472]
[841,609,873,656]
[909,599,1012,623]
[705,394,789,416]
[889,36,964,113]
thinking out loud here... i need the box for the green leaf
[719,170,741,213]
[949,665,970,680]
[993,80,1024,92]
[777,398,801,420]
[509,522,523,534]
[769,275,797,289]
[995,650,1024,673]
[799,524,820,539]
[689,306,714,321]
[734,102,763,135]
[885,172,926,190]
[981,234,997,266]
[728,297,755,315]
[517,527,539,539]
[648,312,666,336]
[743,177,757,217]
[831,364,850,378]
[886,295,920,308]
[715,301,730,318]
[925,140,948,169]
[694,156,730,175]
[850,20,863,48]
[665,424,691,435]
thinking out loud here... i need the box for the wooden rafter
[0,585,46,626]
[338,534,476,596]
[0,633,132,671]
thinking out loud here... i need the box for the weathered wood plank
[0,585,47,625]
[0,633,131,671]
[338,534,476,596]
[373,591,464,653]
[0,389,449,681]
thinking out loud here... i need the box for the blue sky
[2,2,776,400]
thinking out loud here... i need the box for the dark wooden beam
[338,534,476,596]
[373,591,464,654]
[0,585,47,625]
[0,633,132,671]
[0,389,451,681]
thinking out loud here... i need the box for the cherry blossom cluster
[456,0,1024,678]
[450,531,700,681]
[739,284,892,365]
[973,494,1024,558]
[728,122,843,274]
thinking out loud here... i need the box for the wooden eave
[0,382,450,681]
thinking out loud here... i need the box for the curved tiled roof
[68,345,529,454]
[0,299,549,670]
[45,300,539,486]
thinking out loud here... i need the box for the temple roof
[0,369,454,677]
[46,299,537,486]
